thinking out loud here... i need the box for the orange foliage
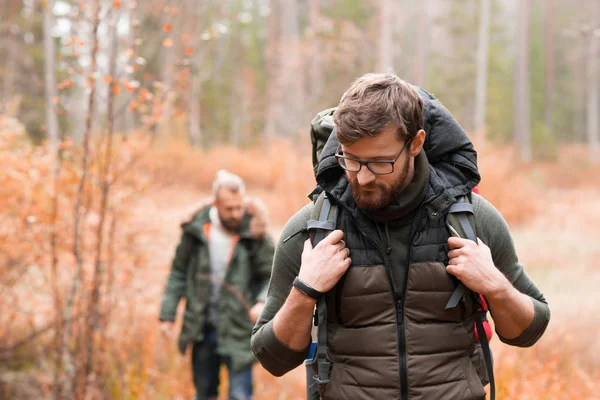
[493,327,600,399]
[473,138,599,226]
[138,138,316,226]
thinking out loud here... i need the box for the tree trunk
[184,1,203,147]
[241,68,255,144]
[64,2,100,398]
[43,2,64,397]
[83,6,119,387]
[514,0,532,162]
[189,69,202,147]
[575,40,587,141]
[43,0,60,164]
[264,0,303,139]
[123,3,137,135]
[230,64,243,146]
[158,7,179,140]
[1,1,18,111]
[544,0,554,135]
[308,0,323,104]
[413,0,429,87]
[379,0,393,71]
[279,0,304,137]
[264,0,280,141]
[586,31,599,164]
[474,0,491,136]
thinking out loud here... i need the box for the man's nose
[356,166,375,186]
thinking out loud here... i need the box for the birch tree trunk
[413,0,429,87]
[379,0,393,71]
[474,0,491,136]
[64,2,100,398]
[586,30,599,164]
[280,0,304,137]
[264,0,280,141]
[514,0,532,162]
[158,6,180,140]
[43,0,60,163]
[189,67,203,147]
[83,6,119,388]
[544,0,554,135]
[308,0,323,103]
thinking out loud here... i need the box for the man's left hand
[447,237,510,299]
[249,302,265,323]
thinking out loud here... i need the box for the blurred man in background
[159,169,274,400]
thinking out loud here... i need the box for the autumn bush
[0,121,153,399]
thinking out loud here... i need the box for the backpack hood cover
[314,87,481,200]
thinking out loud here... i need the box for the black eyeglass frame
[334,141,412,175]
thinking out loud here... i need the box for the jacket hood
[181,196,269,241]
[314,87,480,201]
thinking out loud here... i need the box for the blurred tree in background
[1,0,598,161]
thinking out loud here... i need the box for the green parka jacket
[160,199,274,372]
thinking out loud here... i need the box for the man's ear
[212,190,220,208]
[409,129,426,157]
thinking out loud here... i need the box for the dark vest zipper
[328,192,407,399]
[399,205,424,400]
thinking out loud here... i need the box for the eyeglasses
[335,142,411,175]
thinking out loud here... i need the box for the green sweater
[251,193,550,376]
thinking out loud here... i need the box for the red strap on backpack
[474,294,493,342]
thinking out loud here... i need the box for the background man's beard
[221,218,242,232]
[349,157,411,211]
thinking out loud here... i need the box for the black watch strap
[292,276,323,300]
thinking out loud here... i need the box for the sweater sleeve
[251,203,314,376]
[251,234,276,303]
[159,231,195,322]
[472,194,550,347]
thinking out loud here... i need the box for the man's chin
[354,193,387,211]
[222,221,242,232]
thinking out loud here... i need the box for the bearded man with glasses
[251,73,550,400]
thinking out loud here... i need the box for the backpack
[304,108,495,400]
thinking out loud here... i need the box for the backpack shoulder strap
[308,191,338,245]
[305,192,337,390]
[445,195,496,400]
[445,195,476,309]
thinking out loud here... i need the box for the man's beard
[348,156,411,211]
[220,216,243,232]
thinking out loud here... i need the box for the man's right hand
[298,230,351,293]
[160,321,177,338]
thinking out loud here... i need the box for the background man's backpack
[305,104,495,400]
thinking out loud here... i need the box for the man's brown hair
[333,72,424,145]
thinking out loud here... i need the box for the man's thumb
[304,238,313,252]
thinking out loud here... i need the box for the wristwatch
[292,276,324,300]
